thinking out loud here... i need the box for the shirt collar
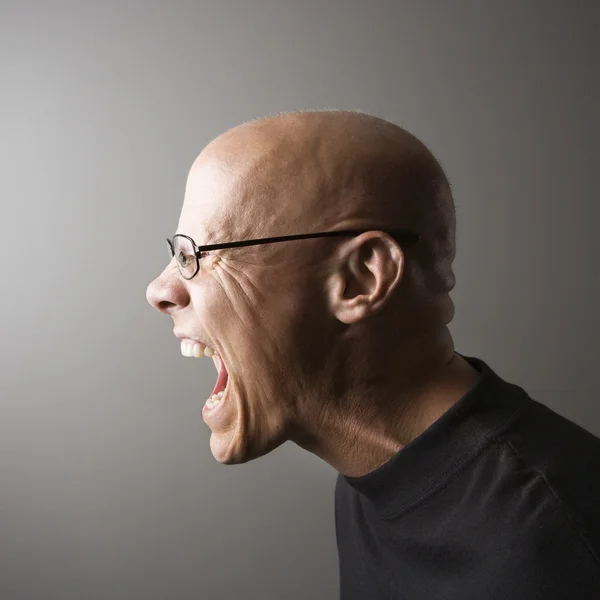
[342,354,529,518]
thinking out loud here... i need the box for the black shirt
[335,354,600,599]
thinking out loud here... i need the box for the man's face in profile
[146,110,476,485]
[146,154,333,466]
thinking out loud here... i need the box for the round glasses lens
[172,236,198,279]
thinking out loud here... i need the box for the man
[146,110,600,599]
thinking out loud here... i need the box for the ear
[327,232,404,324]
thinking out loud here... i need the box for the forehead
[176,128,335,245]
[177,159,238,244]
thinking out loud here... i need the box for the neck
[293,328,481,477]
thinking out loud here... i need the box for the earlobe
[336,298,371,325]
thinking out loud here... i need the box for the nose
[146,265,190,315]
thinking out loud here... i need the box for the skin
[146,110,481,477]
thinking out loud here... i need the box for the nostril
[156,300,177,313]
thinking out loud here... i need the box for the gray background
[1,1,598,599]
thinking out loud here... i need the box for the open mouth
[205,355,229,411]
[178,338,230,412]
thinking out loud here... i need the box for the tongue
[211,358,229,396]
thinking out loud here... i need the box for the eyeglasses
[166,228,420,280]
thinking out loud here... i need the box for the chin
[209,433,247,464]
[209,430,287,465]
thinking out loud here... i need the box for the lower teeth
[206,391,224,408]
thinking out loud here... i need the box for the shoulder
[496,398,600,559]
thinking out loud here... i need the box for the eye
[178,251,195,267]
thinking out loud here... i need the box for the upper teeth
[181,340,218,358]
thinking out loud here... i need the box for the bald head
[199,111,452,233]
[187,110,456,325]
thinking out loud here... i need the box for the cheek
[200,265,328,391]
[192,275,278,384]
[257,282,329,380]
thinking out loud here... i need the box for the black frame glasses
[166,228,420,280]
